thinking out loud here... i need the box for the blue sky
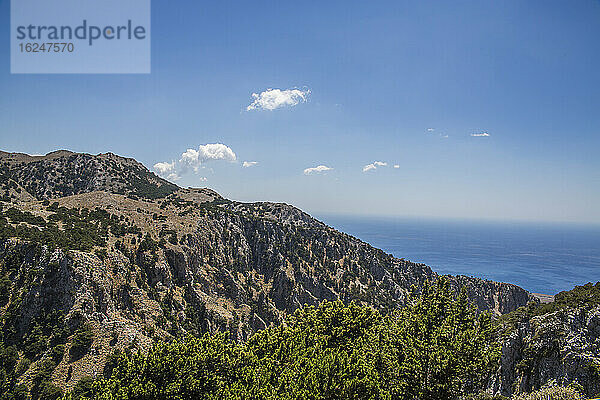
[1,0,599,224]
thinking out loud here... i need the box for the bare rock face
[492,305,600,398]
[448,276,535,315]
[0,240,157,388]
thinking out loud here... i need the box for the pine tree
[389,279,500,400]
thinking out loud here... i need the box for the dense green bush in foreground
[511,385,583,400]
[466,385,583,400]
[65,280,500,400]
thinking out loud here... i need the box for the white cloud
[471,132,490,137]
[363,164,376,172]
[243,161,258,168]
[153,161,176,174]
[153,161,180,181]
[181,143,236,165]
[247,88,310,111]
[179,143,236,172]
[393,164,400,169]
[363,161,387,172]
[154,143,237,180]
[303,165,332,175]
[426,128,449,138]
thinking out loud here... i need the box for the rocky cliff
[0,150,536,394]
[492,282,600,398]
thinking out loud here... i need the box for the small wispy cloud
[471,132,490,137]
[427,128,435,132]
[393,164,400,169]
[363,164,376,172]
[247,88,311,111]
[243,161,258,168]
[154,143,237,182]
[363,161,387,172]
[303,165,332,175]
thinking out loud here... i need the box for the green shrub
[512,386,583,400]
[0,344,19,391]
[10,384,29,400]
[76,279,499,400]
[465,393,508,400]
[31,358,58,398]
[50,344,65,363]
[5,207,46,226]
[23,324,49,360]
[69,323,93,361]
[1,205,141,251]
[33,358,57,385]
[0,274,11,305]
[37,381,63,400]
[15,357,31,376]
[70,376,95,400]
[389,280,500,400]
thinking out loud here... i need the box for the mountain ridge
[0,149,536,393]
[0,150,178,201]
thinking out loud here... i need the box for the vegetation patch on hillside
[0,202,141,251]
[499,282,600,331]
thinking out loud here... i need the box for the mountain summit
[0,150,178,201]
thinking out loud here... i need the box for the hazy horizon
[2,1,599,224]
[2,146,600,226]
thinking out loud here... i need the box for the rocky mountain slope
[492,283,600,398]
[0,150,536,395]
[0,150,178,201]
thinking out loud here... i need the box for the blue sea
[317,215,600,295]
